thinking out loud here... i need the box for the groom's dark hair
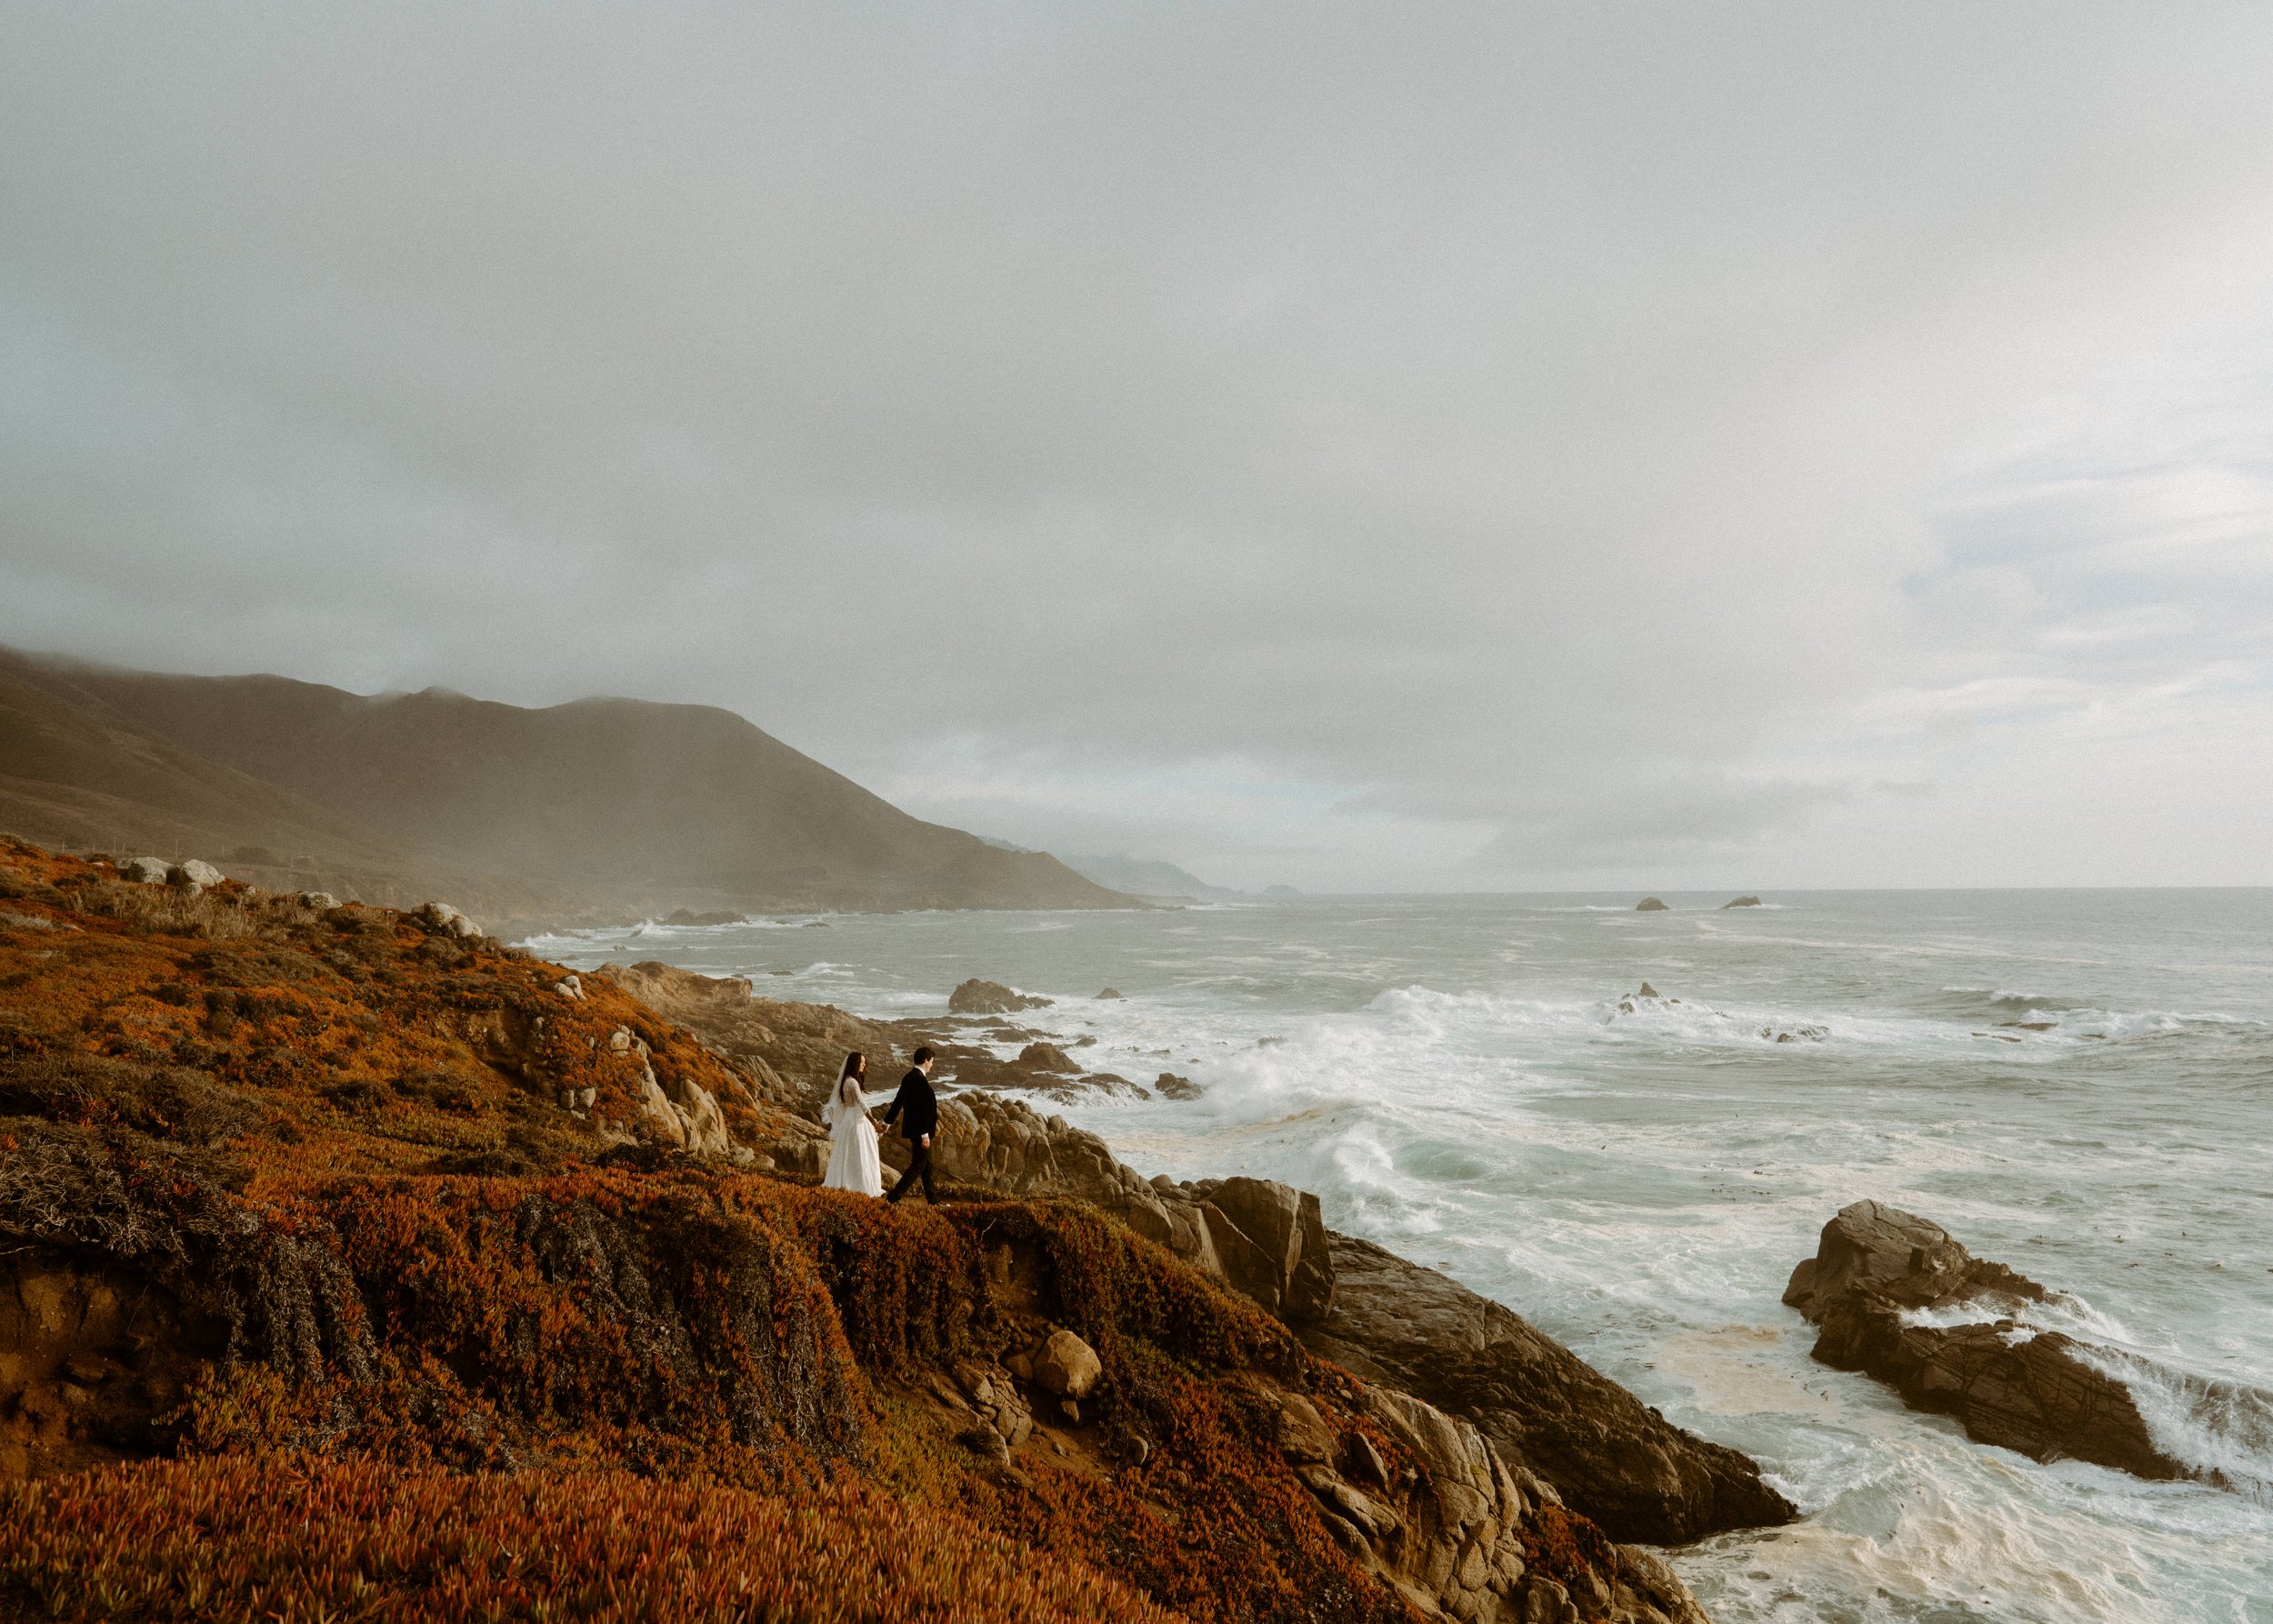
[911,1046,935,1065]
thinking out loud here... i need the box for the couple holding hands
[819,1047,940,1203]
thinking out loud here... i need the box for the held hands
[920,1134,931,1148]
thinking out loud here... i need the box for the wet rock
[1787,1200,2185,1479]
[1635,897,1669,912]
[1155,1071,1202,1100]
[1010,1041,1077,1074]
[1095,987,1124,999]
[947,978,1053,1015]
[1303,1231,1796,1545]
[1722,896,1763,908]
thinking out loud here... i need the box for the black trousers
[887,1142,936,1203]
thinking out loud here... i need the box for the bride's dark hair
[838,1051,866,1085]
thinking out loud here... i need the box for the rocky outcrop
[948,978,1053,1015]
[585,963,1788,1552]
[1720,897,1762,909]
[1281,1382,1707,1624]
[1634,897,1668,912]
[412,900,482,939]
[1786,1201,2182,1479]
[606,1026,738,1159]
[1304,1233,1797,1547]
[596,961,889,1113]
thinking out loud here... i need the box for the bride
[820,1050,885,1196]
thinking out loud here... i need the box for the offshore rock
[1305,1232,1797,1547]
[1722,897,1763,909]
[1787,1200,2182,1479]
[1634,897,1669,912]
[947,977,1053,1015]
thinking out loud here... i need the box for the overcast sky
[5,5,2271,890]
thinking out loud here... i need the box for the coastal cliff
[605,959,1797,1549]
[0,840,1765,1621]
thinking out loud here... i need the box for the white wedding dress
[820,1078,885,1196]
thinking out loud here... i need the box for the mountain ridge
[0,647,1128,922]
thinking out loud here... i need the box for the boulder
[947,978,1053,1016]
[414,900,483,939]
[1095,987,1124,999]
[1155,1071,1202,1100]
[168,858,225,892]
[1032,1328,1101,1399]
[1634,897,1669,912]
[298,891,341,912]
[1202,1177,1336,1326]
[119,857,172,886]
[1302,1231,1796,1546]
[1009,1041,1078,1074]
[1722,896,1763,908]
[1786,1201,2185,1479]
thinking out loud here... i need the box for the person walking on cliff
[819,1050,886,1197]
[883,1046,940,1204]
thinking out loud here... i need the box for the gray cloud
[4,4,2270,888]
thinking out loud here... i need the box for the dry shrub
[0,1454,1189,1624]
[0,1048,265,1146]
[0,1122,372,1379]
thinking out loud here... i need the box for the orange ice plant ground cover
[0,838,1456,1623]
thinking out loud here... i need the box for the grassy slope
[0,837,1617,1624]
[27,654,1128,914]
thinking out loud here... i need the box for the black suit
[884,1066,939,1203]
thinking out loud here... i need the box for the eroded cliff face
[0,837,1703,1623]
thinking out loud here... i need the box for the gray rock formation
[1634,897,1669,912]
[168,858,225,892]
[119,857,173,886]
[1721,897,1763,909]
[1786,1200,2185,1480]
[414,899,482,938]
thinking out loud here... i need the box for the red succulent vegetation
[0,838,1617,1622]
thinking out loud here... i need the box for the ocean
[529,889,2273,1623]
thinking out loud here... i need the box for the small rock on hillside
[169,858,225,892]
[1032,1329,1102,1399]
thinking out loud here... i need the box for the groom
[883,1046,939,1204]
